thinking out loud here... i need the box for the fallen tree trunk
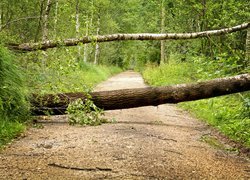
[31,73,250,115]
[9,22,249,52]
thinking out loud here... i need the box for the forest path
[0,71,249,179]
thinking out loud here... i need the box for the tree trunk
[83,16,88,62]
[54,0,58,38]
[9,22,249,52]
[41,0,52,72]
[94,15,100,64]
[0,7,2,31]
[246,27,250,62]
[35,0,45,42]
[75,0,81,59]
[31,73,250,115]
[42,0,52,41]
[160,0,166,65]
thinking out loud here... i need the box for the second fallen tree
[31,73,250,115]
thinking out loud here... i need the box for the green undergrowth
[0,47,122,147]
[0,45,29,147]
[143,54,250,147]
[0,120,26,148]
[25,58,122,94]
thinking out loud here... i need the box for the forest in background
[0,0,249,147]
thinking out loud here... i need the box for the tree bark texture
[31,73,250,115]
[94,15,100,64]
[53,0,58,38]
[160,0,166,64]
[8,22,249,52]
[42,0,52,42]
[246,27,250,61]
[75,0,82,58]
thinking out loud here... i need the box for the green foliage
[0,121,25,147]
[180,93,250,147]
[0,45,29,147]
[66,98,106,126]
[19,49,122,94]
[0,45,29,121]
[143,55,197,86]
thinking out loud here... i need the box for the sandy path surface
[0,71,249,179]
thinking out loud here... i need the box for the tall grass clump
[0,45,29,147]
[143,56,197,86]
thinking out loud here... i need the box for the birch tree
[42,0,52,41]
[94,14,100,64]
[246,27,250,62]
[53,0,58,38]
[75,0,81,59]
[83,16,89,62]
[160,0,166,64]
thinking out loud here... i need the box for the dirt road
[0,71,249,179]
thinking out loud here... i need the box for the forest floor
[0,71,249,179]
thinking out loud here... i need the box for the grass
[180,94,250,147]
[0,45,29,148]
[26,59,122,94]
[143,61,197,86]
[143,55,250,147]
[0,120,26,148]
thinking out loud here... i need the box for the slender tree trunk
[35,0,45,42]
[54,0,58,38]
[83,16,88,62]
[94,15,100,64]
[31,73,250,115]
[160,0,166,65]
[246,27,250,62]
[42,0,52,41]
[84,1,94,63]
[201,0,207,55]
[0,9,2,31]
[8,23,249,52]
[42,0,52,73]
[0,4,2,31]
[75,0,81,59]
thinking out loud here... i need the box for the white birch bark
[160,0,166,65]
[94,16,100,64]
[246,27,250,61]
[42,0,52,42]
[54,0,58,38]
[75,0,81,58]
[0,9,2,31]
[9,22,249,51]
[83,16,88,62]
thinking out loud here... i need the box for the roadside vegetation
[0,46,121,147]
[0,45,29,147]
[143,54,250,147]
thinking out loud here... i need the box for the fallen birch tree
[9,22,249,52]
[31,73,250,115]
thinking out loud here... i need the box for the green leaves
[66,98,106,126]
